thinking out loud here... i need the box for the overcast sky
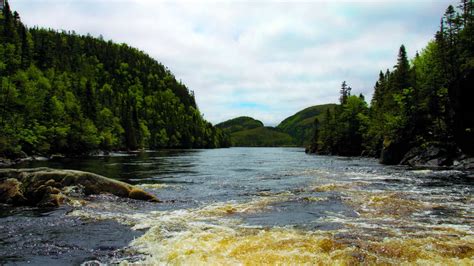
[12,0,454,126]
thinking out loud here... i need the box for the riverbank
[306,143,474,172]
[0,156,49,168]
[400,146,474,171]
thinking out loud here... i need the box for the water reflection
[15,149,202,183]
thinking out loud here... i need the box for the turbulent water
[1,147,473,265]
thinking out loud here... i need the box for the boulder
[455,157,474,171]
[400,144,452,167]
[0,168,160,207]
[0,178,27,204]
[380,139,409,165]
[0,157,13,167]
[305,143,318,154]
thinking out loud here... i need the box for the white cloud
[12,0,453,126]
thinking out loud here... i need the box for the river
[1,147,473,265]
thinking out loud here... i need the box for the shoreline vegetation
[304,2,474,169]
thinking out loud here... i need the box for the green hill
[231,127,294,147]
[0,2,229,158]
[216,117,294,146]
[277,104,336,146]
[215,117,263,134]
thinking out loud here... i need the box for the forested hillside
[308,1,474,166]
[277,104,336,146]
[0,1,230,158]
[216,117,294,147]
[231,127,294,147]
[215,116,264,134]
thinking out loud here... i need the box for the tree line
[0,1,230,158]
[308,1,474,164]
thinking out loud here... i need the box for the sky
[12,0,455,126]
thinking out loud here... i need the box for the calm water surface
[1,148,473,264]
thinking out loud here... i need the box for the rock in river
[0,168,160,207]
[400,145,452,167]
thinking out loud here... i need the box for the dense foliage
[277,104,336,146]
[0,2,230,158]
[309,91,369,156]
[309,1,474,164]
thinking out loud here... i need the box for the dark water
[0,206,142,265]
[2,148,473,264]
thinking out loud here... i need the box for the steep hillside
[215,117,264,134]
[277,104,336,146]
[0,2,229,158]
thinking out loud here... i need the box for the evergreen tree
[339,81,351,104]
[393,45,411,93]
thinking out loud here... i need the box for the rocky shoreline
[0,156,50,168]
[0,150,115,168]
[307,144,474,172]
[0,150,159,168]
[399,145,474,170]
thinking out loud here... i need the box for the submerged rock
[0,168,160,207]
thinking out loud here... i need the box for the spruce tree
[339,81,351,105]
[393,45,410,92]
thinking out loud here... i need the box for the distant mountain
[216,117,264,134]
[277,104,336,146]
[216,117,294,146]
[217,104,336,147]
[231,127,294,147]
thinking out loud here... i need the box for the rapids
[1,148,473,265]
